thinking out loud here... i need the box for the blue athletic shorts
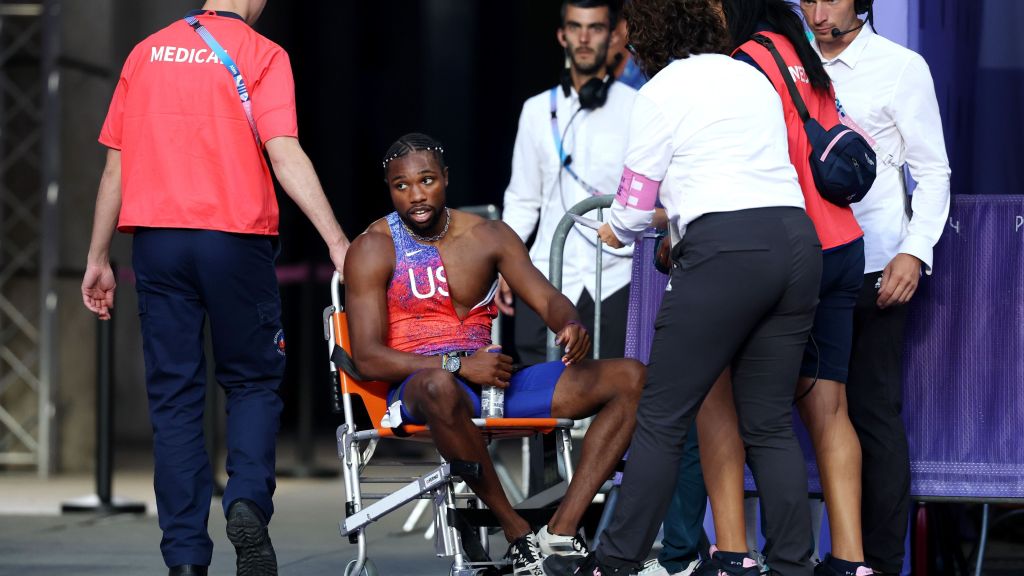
[387,361,565,425]
[801,238,865,383]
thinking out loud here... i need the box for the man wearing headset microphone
[501,0,639,365]
[800,1,951,574]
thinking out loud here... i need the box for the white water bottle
[482,386,504,418]
[481,346,505,418]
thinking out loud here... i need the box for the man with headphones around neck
[501,0,637,366]
[800,1,951,574]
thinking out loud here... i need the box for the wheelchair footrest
[342,462,452,536]
[450,459,482,481]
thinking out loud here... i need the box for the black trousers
[513,284,630,364]
[596,207,821,576]
[847,273,911,574]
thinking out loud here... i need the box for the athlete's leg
[400,369,531,542]
[545,357,645,536]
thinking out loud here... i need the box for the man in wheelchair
[343,133,645,576]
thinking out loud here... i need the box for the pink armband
[614,167,660,211]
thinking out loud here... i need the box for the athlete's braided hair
[382,133,446,176]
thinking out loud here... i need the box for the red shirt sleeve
[251,47,298,142]
[98,55,133,150]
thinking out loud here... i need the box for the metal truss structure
[0,0,60,477]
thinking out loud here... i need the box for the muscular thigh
[389,370,479,424]
[549,358,634,419]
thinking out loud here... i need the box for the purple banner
[624,195,1024,500]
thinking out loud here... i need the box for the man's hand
[655,234,672,274]
[330,239,351,282]
[496,275,515,316]
[82,264,116,320]
[877,253,922,309]
[556,320,591,366]
[459,345,515,388]
[652,207,669,231]
[597,223,624,249]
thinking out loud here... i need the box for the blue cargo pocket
[257,300,285,358]
[256,300,281,327]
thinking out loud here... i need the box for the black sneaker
[814,555,873,576]
[693,547,759,576]
[506,532,544,576]
[226,499,278,576]
[541,552,632,576]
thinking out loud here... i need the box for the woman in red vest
[694,1,872,576]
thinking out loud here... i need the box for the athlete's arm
[344,231,442,382]
[490,221,591,364]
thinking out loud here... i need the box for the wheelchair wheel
[343,559,379,576]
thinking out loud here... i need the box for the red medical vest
[99,11,298,235]
[737,32,862,250]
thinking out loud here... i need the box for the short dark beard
[570,41,610,77]
[400,206,450,242]
[403,212,438,235]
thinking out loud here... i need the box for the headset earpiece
[577,53,621,110]
[577,75,612,110]
[854,0,873,15]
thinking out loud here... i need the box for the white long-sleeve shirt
[607,53,804,245]
[813,26,951,274]
[502,82,636,304]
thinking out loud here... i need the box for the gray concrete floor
[3,439,1023,576]
[0,464,460,576]
[0,436,499,575]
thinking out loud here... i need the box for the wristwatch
[441,353,461,376]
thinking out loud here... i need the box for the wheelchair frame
[324,272,577,575]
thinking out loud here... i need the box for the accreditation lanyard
[184,15,262,146]
[549,87,602,197]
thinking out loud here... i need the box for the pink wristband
[615,166,660,211]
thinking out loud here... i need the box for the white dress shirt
[503,81,636,304]
[607,53,804,245]
[813,25,951,274]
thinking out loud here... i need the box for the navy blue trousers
[133,229,286,568]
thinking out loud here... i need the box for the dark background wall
[257,1,564,262]
[74,1,572,455]
[250,2,569,439]
[58,0,1023,467]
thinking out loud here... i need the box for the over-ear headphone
[560,52,622,110]
[854,0,873,15]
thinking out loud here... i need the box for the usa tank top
[385,211,498,356]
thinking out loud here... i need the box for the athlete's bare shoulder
[347,219,395,282]
[364,217,391,237]
[448,209,485,234]
[448,210,520,259]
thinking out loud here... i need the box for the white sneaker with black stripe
[506,532,545,576]
[536,525,589,558]
[638,557,701,576]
